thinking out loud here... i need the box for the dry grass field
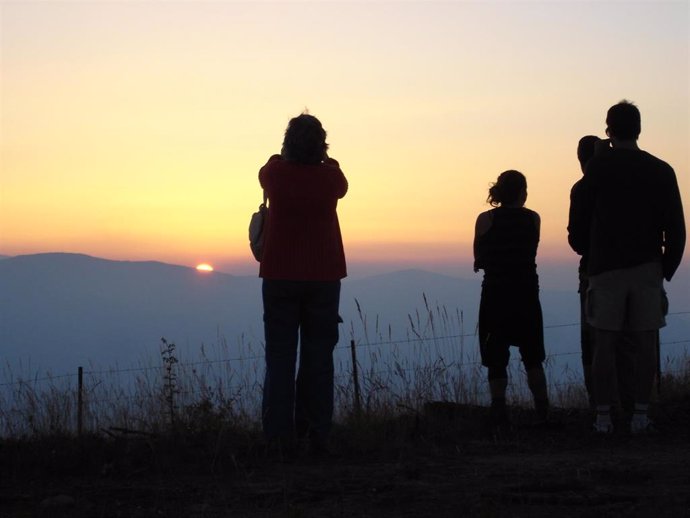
[2,379,689,518]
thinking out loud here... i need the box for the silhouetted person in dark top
[474,170,549,429]
[569,100,686,434]
[568,135,601,409]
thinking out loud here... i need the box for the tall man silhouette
[569,100,685,433]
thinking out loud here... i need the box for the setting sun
[196,263,214,272]
[0,2,687,277]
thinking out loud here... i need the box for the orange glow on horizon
[1,2,687,272]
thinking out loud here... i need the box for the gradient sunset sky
[1,1,688,276]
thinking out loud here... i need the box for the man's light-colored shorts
[586,261,667,331]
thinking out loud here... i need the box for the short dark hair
[606,100,641,140]
[281,113,328,164]
[487,170,527,207]
[577,135,600,169]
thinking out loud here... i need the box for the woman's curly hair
[487,170,526,207]
[282,113,329,165]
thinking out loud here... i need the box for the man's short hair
[606,100,641,140]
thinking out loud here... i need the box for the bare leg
[592,329,620,432]
[592,329,619,407]
[616,333,636,424]
[630,330,657,405]
[488,374,509,428]
[489,377,508,402]
[526,365,549,420]
[626,330,658,433]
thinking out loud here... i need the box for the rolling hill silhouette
[1,253,688,377]
[0,253,261,373]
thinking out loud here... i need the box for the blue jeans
[261,279,341,443]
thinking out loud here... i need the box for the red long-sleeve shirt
[258,155,348,281]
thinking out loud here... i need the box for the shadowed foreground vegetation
[1,362,688,517]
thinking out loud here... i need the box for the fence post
[77,366,83,437]
[350,339,362,415]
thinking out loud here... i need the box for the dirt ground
[1,400,689,518]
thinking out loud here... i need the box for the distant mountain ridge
[0,253,261,373]
[1,253,688,378]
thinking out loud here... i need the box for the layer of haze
[1,1,688,279]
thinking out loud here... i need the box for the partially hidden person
[568,135,601,410]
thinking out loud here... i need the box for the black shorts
[478,284,545,368]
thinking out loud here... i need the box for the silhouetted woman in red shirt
[258,113,348,455]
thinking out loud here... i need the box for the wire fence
[1,312,689,436]
[3,312,689,389]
